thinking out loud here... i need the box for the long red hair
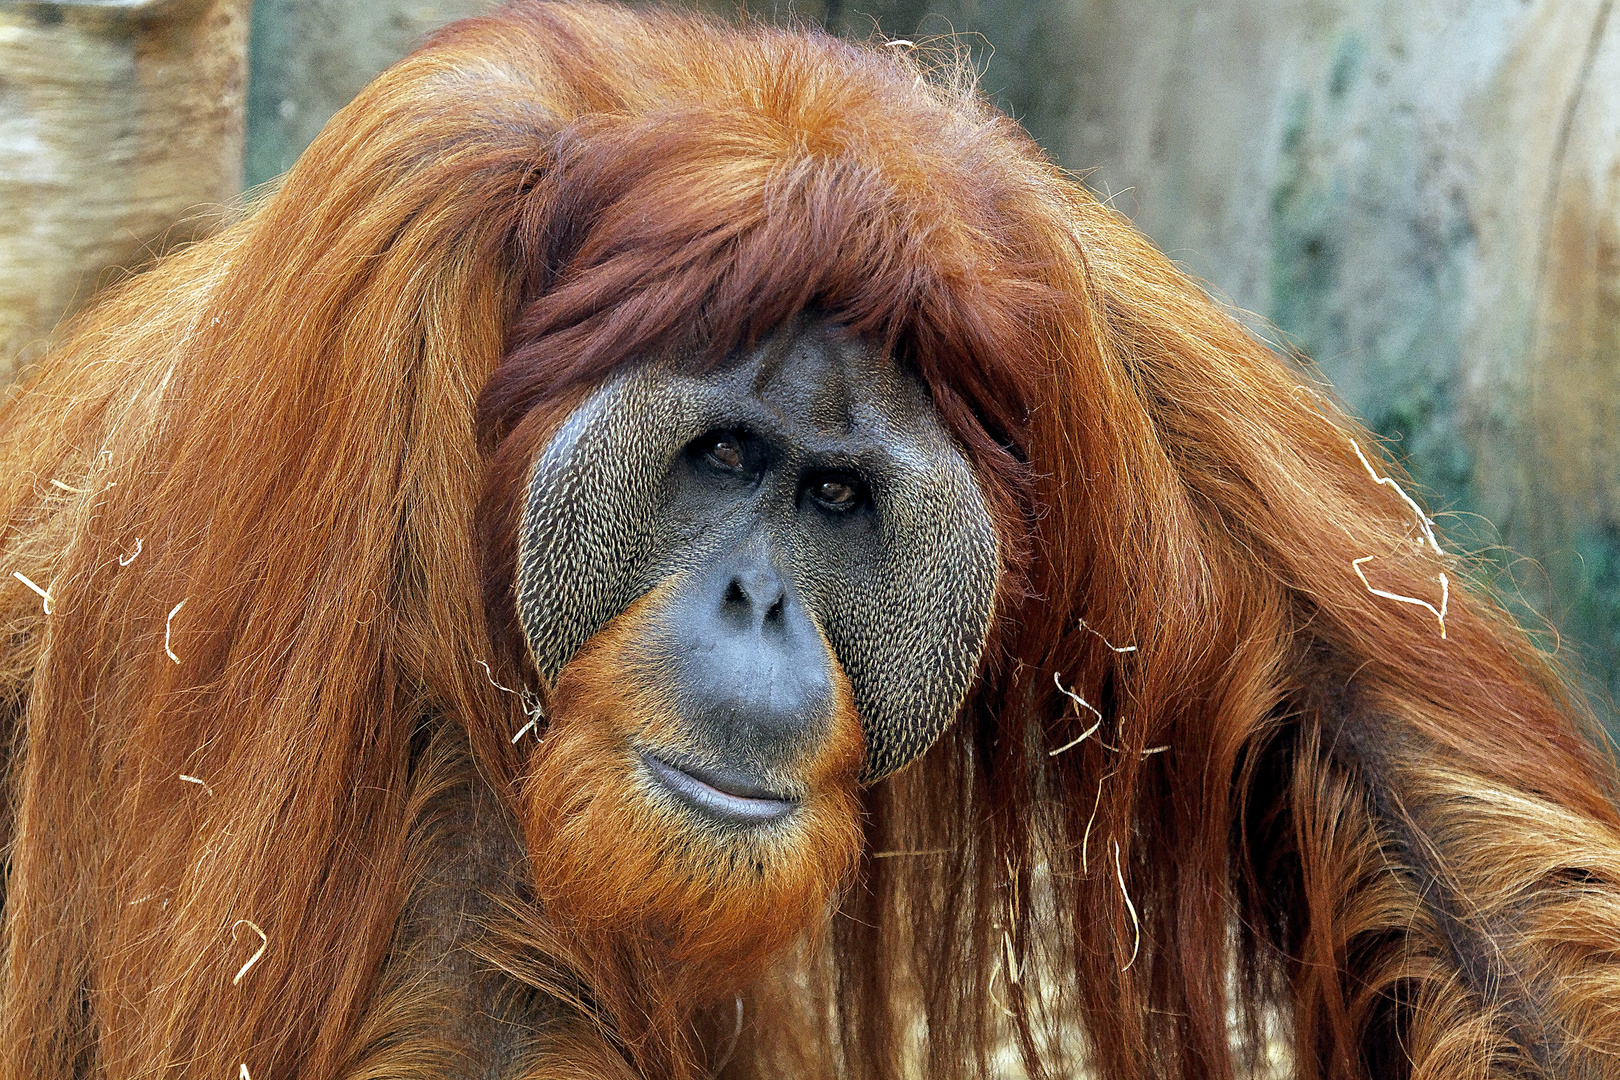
[2,4,1616,1078]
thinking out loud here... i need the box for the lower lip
[641,753,798,825]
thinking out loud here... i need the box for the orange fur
[1,3,1618,1078]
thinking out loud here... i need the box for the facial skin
[513,319,1001,814]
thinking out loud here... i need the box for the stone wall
[0,0,250,380]
[244,0,488,185]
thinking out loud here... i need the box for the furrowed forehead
[706,323,934,446]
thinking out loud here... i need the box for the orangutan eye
[808,473,865,513]
[697,432,744,471]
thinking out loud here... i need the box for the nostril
[716,562,792,630]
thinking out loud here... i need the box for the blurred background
[2,0,1616,724]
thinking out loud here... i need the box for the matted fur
[1,3,1618,1078]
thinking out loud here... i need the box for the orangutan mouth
[641,752,800,825]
